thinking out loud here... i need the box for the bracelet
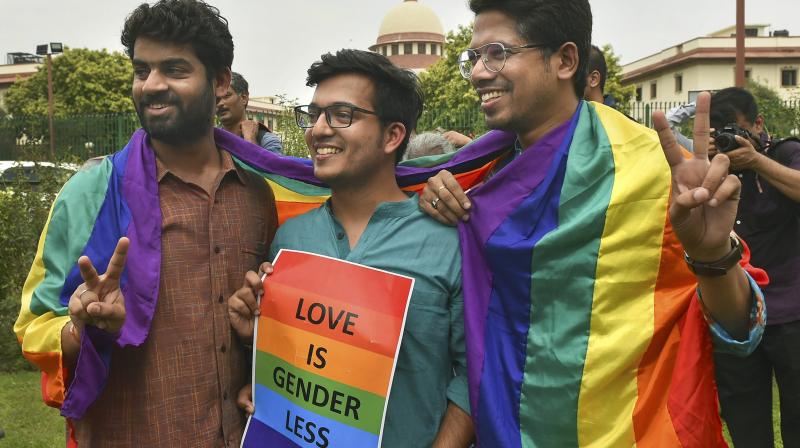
[67,322,82,344]
[684,235,743,277]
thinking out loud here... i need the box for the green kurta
[269,193,468,447]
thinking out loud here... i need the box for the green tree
[271,94,310,158]
[600,44,636,112]
[418,24,486,136]
[747,80,800,138]
[5,48,133,117]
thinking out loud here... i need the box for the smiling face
[469,10,560,135]
[305,73,394,188]
[131,37,225,145]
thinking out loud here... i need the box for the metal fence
[0,114,140,161]
[2,100,798,161]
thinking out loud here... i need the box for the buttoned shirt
[734,137,800,325]
[72,149,278,447]
[269,194,469,447]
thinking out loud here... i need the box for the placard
[242,249,414,448]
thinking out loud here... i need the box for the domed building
[369,0,445,72]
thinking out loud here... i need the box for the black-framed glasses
[294,103,378,129]
[458,42,547,79]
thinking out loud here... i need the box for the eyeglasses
[294,104,378,129]
[458,42,547,79]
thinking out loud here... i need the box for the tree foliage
[600,44,636,113]
[418,24,486,136]
[5,48,134,117]
[747,80,800,138]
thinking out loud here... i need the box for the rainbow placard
[241,249,414,448]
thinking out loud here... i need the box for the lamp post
[35,42,62,159]
[735,0,746,88]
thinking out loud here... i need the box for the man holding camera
[710,87,800,448]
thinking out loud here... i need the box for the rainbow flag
[13,127,508,420]
[459,102,766,447]
[243,249,414,447]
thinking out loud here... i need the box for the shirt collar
[324,192,419,221]
[155,148,247,185]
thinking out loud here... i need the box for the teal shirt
[269,194,468,447]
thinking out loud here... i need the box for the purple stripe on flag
[118,129,162,347]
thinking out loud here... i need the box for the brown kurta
[72,150,277,447]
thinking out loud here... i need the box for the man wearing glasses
[418,0,765,446]
[228,49,473,447]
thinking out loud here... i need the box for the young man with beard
[417,0,766,446]
[216,72,283,154]
[227,49,473,447]
[14,1,277,446]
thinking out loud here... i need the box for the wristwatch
[684,235,743,277]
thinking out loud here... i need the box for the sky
[2,0,798,103]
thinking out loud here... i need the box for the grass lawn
[0,370,784,447]
[0,370,64,447]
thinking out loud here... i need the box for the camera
[712,123,752,152]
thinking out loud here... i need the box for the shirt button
[336,232,345,240]
[218,294,224,304]
[220,344,227,353]
[738,174,743,178]
[736,220,741,225]
[223,391,229,400]
[214,246,221,254]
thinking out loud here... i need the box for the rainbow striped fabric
[13,127,507,419]
[459,102,765,447]
[243,249,414,447]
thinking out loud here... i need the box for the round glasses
[458,42,547,79]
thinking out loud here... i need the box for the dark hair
[306,49,424,162]
[230,72,249,95]
[121,0,234,81]
[710,87,759,129]
[587,45,607,91]
[469,0,592,98]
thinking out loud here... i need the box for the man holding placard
[229,49,473,447]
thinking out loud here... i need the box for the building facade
[369,0,445,72]
[622,25,800,103]
[0,61,40,111]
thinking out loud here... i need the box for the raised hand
[68,237,130,338]
[228,262,273,340]
[652,92,741,262]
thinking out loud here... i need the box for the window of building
[381,46,387,56]
[635,86,642,102]
[431,43,439,55]
[650,82,657,100]
[391,44,399,56]
[675,74,683,93]
[418,42,426,55]
[781,68,797,87]
[744,28,758,37]
[404,42,413,55]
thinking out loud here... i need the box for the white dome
[378,0,444,37]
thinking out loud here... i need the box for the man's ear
[588,70,601,88]
[383,122,407,158]
[753,115,765,134]
[241,92,249,108]
[555,42,579,82]
[214,68,232,99]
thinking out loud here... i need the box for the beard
[134,83,215,146]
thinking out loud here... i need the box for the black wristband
[684,235,743,277]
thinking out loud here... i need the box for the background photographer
[709,86,800,448]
